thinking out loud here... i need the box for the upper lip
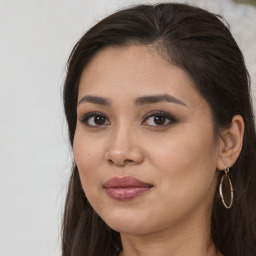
[103,176,153,188]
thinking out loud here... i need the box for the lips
[103,176,153,200]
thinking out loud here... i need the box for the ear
[216,115,244,170]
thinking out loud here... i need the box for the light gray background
[0,0,255,255]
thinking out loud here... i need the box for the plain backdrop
[0,0,255,255]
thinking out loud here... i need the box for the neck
[119,207,220,256]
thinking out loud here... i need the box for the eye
[142,111,176,127]
[79,112,110,127]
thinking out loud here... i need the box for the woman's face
[74,45,220,235]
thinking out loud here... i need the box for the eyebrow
[135,94,187,106]
[77,94,187,107]
[78,95,111,106]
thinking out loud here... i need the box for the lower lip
[105,187,152,200]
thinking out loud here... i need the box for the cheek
[73,130,109,214]
[148,125,218,202]
[152,126,215,162]
[154,135,216,172]
[73,129,105,190]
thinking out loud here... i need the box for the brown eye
[144,115,169,126]
[80,113,110,127]
[142,111,176,127]
[93,116,107,125]
[153,116,166,125]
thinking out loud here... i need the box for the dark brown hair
[62,3,256,256]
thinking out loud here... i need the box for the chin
[100,209,158,235]
[107,221,152,235]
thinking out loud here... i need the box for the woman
[62,3,256,256]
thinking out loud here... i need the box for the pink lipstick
[103,176,153,200]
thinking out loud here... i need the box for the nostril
[124,159,134,164]
[105,146,144,166]
[107,158,134,166]
[107,159,114,165]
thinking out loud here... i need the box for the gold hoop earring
[219,166,233,209]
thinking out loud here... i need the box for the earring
[219,166,233,209]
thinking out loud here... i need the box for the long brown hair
[62,3,256,256]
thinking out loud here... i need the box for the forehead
[78,45,208,110]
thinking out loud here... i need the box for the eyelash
[142,111,177,127]
[79,111,177,127]
[79,112,110,127]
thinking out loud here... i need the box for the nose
[105,125,144,167]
